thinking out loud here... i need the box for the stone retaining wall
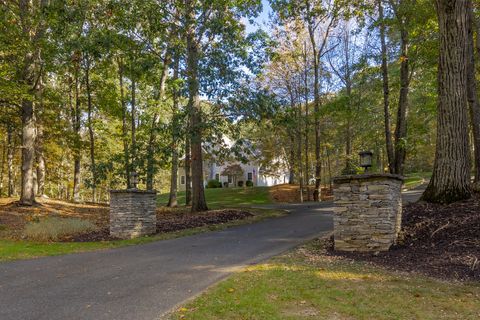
[333,174,403,252]
[110,190,157,239]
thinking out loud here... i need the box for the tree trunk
[379,0,394,174]
[186,1,208,212]
[147,51,171,190]
[303,41,311,200]
[20,99,36,205]
[185,136,192,206]
[167,56,180,207]
[466,2,480,186]
[422,0,472,203]
[36,125,45,197]
[313,58,321,201]
[118,59,130,189]
[130,75,136,174]
[0,136,6,196]
[393,27,410,176]
[85,55,96,201]
[297,99,304,203]
[72,66,81,203]
[288,133,295,184]
[7,125,14,197]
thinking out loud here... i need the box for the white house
[177,137,290,190]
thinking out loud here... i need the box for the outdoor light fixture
[129,171,139,189]
[359,151,373,173]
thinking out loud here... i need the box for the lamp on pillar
[129,171,139,190]
[359,151,373,173]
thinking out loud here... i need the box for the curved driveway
[0,189,423,320]
[0,202,333,320]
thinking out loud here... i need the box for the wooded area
[1,0,479,211]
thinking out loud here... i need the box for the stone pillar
[333,174,403,252]
[110,190,157,239]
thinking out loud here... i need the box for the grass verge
[0,208,285,262]
[170,239,480,320]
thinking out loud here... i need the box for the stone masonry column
[333,174,403,252]
[110,190,157,239]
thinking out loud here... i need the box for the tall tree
[377,0,394,173]
[466,1,480,187]
[16,0,48,205]
[421,0,471,203]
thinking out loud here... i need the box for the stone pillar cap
[110,189,157,194]
[333,173,404,184]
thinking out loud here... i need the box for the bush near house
[207,180,222,188]
[246,180,254,187]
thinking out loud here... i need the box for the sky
[245,0,273,34]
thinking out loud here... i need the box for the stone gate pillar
[109,190,157,239]
[333,174,403,252]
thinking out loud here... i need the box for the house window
[181,176,185,185]
[215,173,220,181]
[228,175,232,183]
[247,172,253,181]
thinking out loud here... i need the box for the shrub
[238,181,244,187]
[246,180,254,187]
[207,179,222,188]
[23,217,99,242]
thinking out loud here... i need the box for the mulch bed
[323,194,480,282]
[61,209,254,242]
[0,198,254,243]
[156,209,253,233]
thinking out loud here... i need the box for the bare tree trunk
[312,49,321,201]
[72,66,81,203]
[118,58,130,189]
[7,125,14,197]
[85,55,96,201]
[466,2,480,186]
[303,41,311,200]
[36,125,45,197]
[186,0,208,212]
[167,55,180,207]
[297,98,304,203]
[288,133,295,184]
[20,99,36,205]
[130,74,136,174]
[393,27,410,176]
[185,136,192,206]
[422,0,471,203]
[0,136,6,196]
[147,51,171,190]
[379,0,394,174]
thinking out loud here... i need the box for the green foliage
[23,217,98,242]
[246,180,254,187]
[207,179,223,189]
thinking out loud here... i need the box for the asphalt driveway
[0,188,423,320]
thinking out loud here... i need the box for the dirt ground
[269,184,333,203]
[0,198,253,242]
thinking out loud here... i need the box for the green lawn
[170,240,480,320]
[158,187,272,208]
[0,208,284,262]
[403,172,431,190]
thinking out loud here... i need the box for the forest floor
[0,197,285,261]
